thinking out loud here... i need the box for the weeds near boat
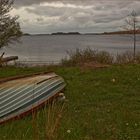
[45,101,65,140]
[31,101,65,140]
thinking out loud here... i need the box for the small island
[51,32,81,35]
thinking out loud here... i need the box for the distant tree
[0,0,22,49]
[122,10,140,60]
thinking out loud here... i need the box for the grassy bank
[0,65,140,140]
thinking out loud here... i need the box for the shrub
[61,48,113,66]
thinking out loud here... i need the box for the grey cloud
[26,7,64,17]
[14,0,90,7]
[13,0,140,34]
[14,0,139,7]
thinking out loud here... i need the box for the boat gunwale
[0,71,54,84]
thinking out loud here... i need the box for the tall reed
[31,100,65,140]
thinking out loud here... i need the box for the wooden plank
[1,56,18,62]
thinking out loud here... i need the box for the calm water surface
[1,35,140,62]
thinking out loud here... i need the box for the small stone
[58,96,66,101]
[126,123,129,126]
[112,78,116,82]
[57,93,66,102]
[67,130,71,133]
[107,109,110,113]
[59,93,64,96]
[83,92,86,95]
[134,123,138,127]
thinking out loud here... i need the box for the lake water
[0,35,140,62]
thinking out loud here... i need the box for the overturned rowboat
[0,72,66,124]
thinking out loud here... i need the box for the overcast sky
[11,0,140,34]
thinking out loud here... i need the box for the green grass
[0,65,140,140]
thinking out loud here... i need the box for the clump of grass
[61,48,114,66]
[135,52,140,63]
[45,101,65,140]
[116,51,140,64]
[116,51,134,64]
[94,51,114,64]
[31,101,65,140]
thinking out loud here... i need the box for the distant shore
[24,30,140,36]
